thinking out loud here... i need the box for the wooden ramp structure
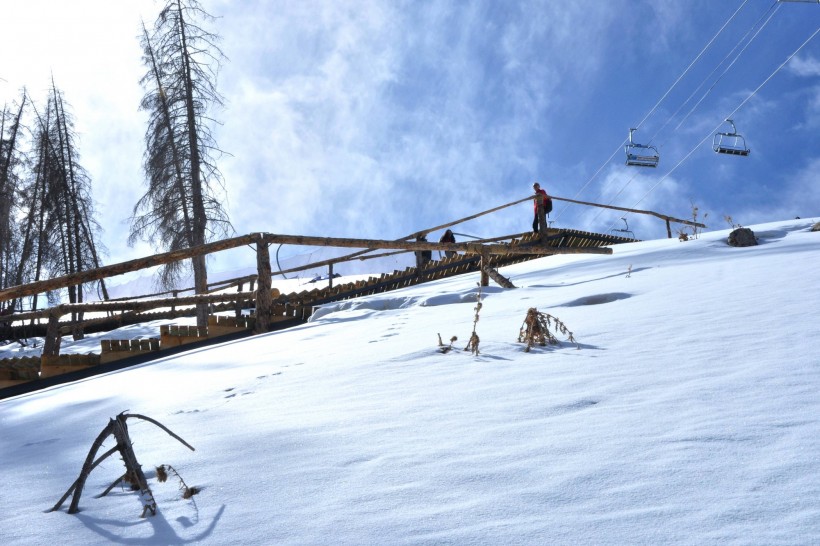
[1,192,704,397]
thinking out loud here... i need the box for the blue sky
[2,0,819,278]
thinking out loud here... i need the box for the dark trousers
[533,213,550,233]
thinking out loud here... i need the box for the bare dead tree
[131,0,232,329]
[24,84,106,339]
[12,103,54,319]
[0,93,27,328]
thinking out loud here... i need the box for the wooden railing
[0,229,613,350]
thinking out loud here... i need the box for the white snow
[1,218,819,545]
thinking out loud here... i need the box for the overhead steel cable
[557,0,752,222]
[634,0,753,136]
[673,1,781,132]
[590,1,779,226]
[611,22,820,231]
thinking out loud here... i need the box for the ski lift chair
[625,128,660,167]
[611,217,635,239]
[713,119,750,156]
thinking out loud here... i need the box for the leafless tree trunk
[1,95,27,299]
[18,85,106,336]
[0,93,27,337]
[131,0,232,328]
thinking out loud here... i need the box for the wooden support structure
[479,249,490,287]
[0,290,278,325]
[254,233,611,258]
[0,229,611,357]
[0,196,711,396]
[100,339,160,364]
[268,196,535,277]
[0,232,603,311]
[0,356,41,388]
[255,240,273,334]
[40,353,101,378]
[43,313,61,357]
[484,266,516,289]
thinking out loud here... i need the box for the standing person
[532,182,552,233]
[416,234,432,269]
[439,229,457,259]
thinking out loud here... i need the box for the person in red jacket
[532,182,552,233]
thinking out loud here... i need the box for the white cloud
[767,156,820,221]
[788,55,820,77]
[4,0,819,278]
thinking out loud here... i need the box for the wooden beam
[551,196,706,229]
[0,234,257,303]
[0,291,261,324]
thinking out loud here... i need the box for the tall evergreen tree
[131,0,231,328]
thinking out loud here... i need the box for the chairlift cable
[451,232,482,240]
[275,243,288,279]
[609,22,820,232]
[633,0,752,135]
[557,0,752,222]
[672,1,781,133]
[591,2,776,227]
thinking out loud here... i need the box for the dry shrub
[518,307,579,352]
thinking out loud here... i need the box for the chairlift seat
[625,128,659,167]
[715,146,750,156]
[611,217,635,239]
[625,149,659,168]
[611,228,635,238]
[713,136,750,156]
[713,120,750,157]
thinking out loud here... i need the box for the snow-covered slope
[1,219,818,545]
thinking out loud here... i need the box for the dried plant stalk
[463,283,483,355]
[156,464,200,500]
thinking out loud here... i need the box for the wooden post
[328,263,334,289]
[485,266,515,288]
[43,312,62,357]
[255,241,272,334]
[480,249,490,287]
[666,219,672,238]
[235,282,244,318]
